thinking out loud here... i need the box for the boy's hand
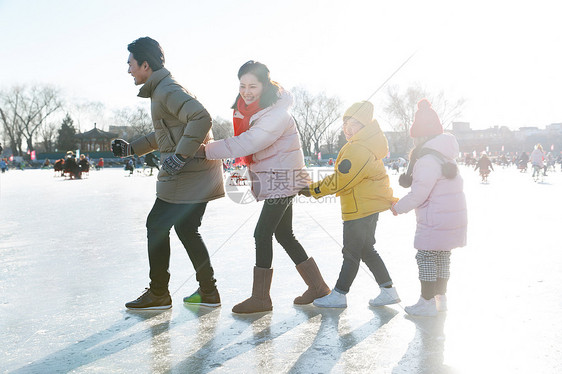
[298,186,311,197]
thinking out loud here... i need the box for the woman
[203,60,330,313]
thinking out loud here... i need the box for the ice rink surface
[1,164,561,373]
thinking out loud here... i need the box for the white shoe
[313,289,347,308]
[369,287,401,307]
[404,297,437,317]
[435,294,447,312]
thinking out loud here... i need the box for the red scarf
[233,97,262,165]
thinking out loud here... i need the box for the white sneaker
[404,297,437,317]
[369,287,401,307]
[435,294,447,312]
[313,289,347,308]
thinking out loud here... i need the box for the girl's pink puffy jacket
[394,133,467,251]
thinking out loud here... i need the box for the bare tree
[211,117,234,140]
[430,90,466,129]
[112,106,152,141]
[68,100,108,132]
[384,85,427,135]
[0,87,24,155]
[291,87,314,156]
[0,85,62,155]
[321,127,344,155]
[291,87,342,157]
[21,86,62,152]
[383,84,465,155]
[38,121,58,152]
[384,84,465,132]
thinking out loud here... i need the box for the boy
[299,101,399,308]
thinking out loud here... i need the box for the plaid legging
[416,250,451,281]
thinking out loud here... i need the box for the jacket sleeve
[309,145,371,198]
[205,107,288,160]
[130,132,158,156]
[165,89,212,157]
[393,156,441,214]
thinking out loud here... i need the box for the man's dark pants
[146,198,216,295]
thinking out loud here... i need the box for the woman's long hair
[232,60,281,109]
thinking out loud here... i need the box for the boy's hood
[349,119,389,159]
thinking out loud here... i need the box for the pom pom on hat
[410,99,443,138]
[417,98,431,110]
[343,101,374,127]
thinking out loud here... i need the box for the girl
[392,99,468,317]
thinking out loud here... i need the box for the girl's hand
[390,202,398,216]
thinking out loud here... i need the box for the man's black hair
[127,37,165,71]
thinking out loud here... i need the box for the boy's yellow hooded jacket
[309,118,397,221]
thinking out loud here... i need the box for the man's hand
[298,186,311,197]
[111,139,132,157]
[162,154,188,175]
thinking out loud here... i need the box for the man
[112,37,225,310]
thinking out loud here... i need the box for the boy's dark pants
[146,198,216,295]
[335,212,392,294]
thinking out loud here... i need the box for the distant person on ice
[299,101,401,308]
[124,158,134,175]
[202,60,330,314]
[144,152,160,175]
[474,152,494,182]
[517,151,529,172]
[530,143,546,177]
[391,99,467,317]
[78,154,90,174]
[111,37,225,310]
[64,151,81,179]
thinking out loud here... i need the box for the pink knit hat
[410,99,443,138]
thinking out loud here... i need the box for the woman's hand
[193,144,206,159]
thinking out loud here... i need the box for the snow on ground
[0,165,561,373]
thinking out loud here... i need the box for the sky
[1,0,561,132]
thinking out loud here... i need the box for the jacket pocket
[158,119,176,148]
[341,189,359,214]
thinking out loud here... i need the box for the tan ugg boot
[232,266,273,314]
[293,257,330,305]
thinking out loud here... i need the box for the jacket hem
[156,193,225,205]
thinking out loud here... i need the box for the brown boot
[294,257,330,304]
[232,266,273,314]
